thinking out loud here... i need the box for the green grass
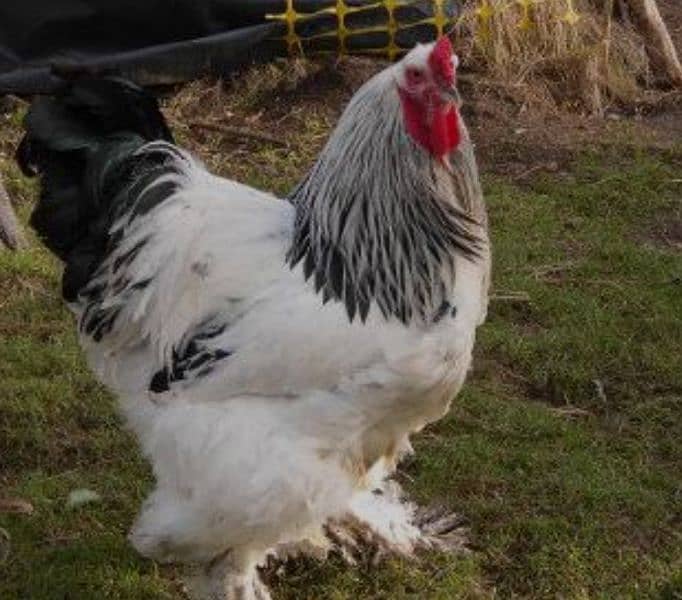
[1,108,681,598]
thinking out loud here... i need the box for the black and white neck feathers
[287,69,487,325]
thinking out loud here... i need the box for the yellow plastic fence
[267,0,454,60]
[267,1,582,60]
[476,0,583,53]
[475,0,580,29]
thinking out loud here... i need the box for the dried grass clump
[164,58,314,126]
[160,58,340,191]
[456,0,650,111]
[229,58,314,111]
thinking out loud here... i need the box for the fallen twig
[490,291,531,302]
[550,406,594,418]
[513,162,559,181]
[190,120,288,147]
[530,262,576,281]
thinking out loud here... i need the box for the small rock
[67,489,102,509]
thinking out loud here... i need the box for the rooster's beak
[441,85,463,109]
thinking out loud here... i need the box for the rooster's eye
[406,68,424,84]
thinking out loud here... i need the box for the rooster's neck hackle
[287,69,488,325]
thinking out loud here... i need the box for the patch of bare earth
[460,74,682,177]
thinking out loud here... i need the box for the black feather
[17,76,174,303]
[303,251,315,281]
[432,300,451,323]
[328,247,344,299]
[148,321,233,393]
[112,238,148,273]
[314,268,325,293]
[358,296,370,323]
[149,368,171,393]
[344,278,357,322]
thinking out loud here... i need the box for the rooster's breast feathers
[76,145,480,406]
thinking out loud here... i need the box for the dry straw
[457,0,649,110]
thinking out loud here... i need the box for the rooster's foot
[323,480,422,565]
[185,549,271,600]
[415,505,469,554]
[323,482,468,564]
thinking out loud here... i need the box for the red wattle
[399,89,461,159]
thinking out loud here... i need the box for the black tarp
[0,1,460,94]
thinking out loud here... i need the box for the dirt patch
[460,73,682,177]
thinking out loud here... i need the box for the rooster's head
[395,36,462,162]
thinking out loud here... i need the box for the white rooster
[17,37,490,599]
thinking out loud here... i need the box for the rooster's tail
[16,77,174,301]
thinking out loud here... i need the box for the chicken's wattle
[399,87,461,160]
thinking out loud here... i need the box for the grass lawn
[0,65,681,598]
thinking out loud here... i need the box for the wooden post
[626,0,682,87]
[0,176,27,250]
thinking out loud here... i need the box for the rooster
[17,37,490,599]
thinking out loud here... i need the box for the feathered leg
[325,479,468,565]
[186,548,271,600]
[271,436,468,567]
[127,400,357,598]
[320,438,467,564]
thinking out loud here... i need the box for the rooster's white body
[19,38,490,598]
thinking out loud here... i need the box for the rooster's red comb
[428,36,456,86]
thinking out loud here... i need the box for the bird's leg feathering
[324,481,468,565]
[185,549,272,600]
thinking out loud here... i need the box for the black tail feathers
[17,76,174,301]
